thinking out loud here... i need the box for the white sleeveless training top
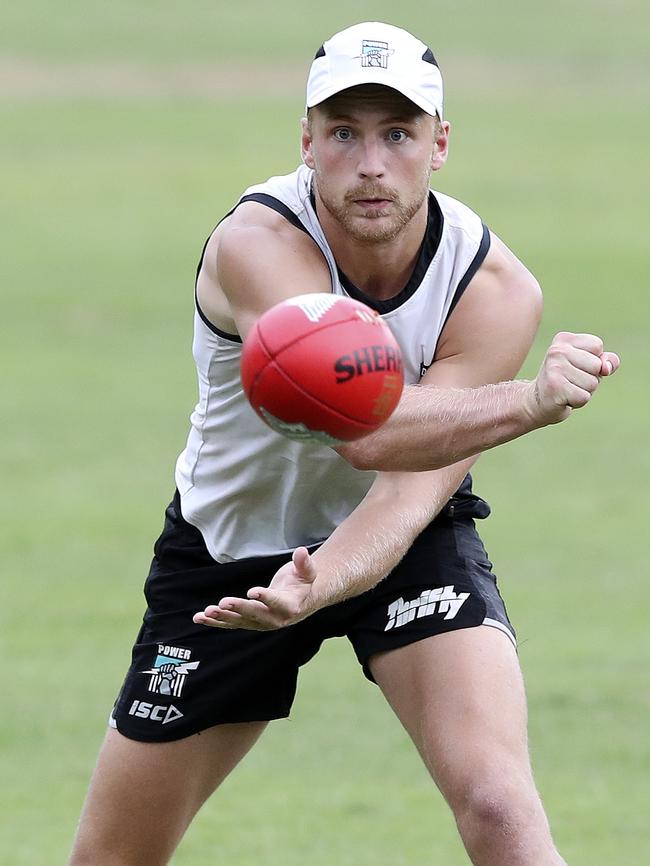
[175,165,490,562]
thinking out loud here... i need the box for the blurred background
[2,1,648,863]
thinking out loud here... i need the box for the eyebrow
[322,112,421,124]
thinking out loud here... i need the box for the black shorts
[111,489,516,742]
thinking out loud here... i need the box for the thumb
[292,546,318,584]
[599,351,620,376]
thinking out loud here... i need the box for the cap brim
[306,76,440,118]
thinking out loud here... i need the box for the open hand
[527,332,620,425]
[192,547,319,631]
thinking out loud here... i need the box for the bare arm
[194,234,539,629]
[193,456,478,631]
[193,229,619,630]
[338,233,619,472]
[307,458,477,605]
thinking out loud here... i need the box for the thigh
[369,626,532,804]
[69,721,266,866]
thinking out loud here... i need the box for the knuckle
[589,335,604,354]
[545,345,566,363]
[579,333,603,354]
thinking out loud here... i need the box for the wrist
[517,379,544,431]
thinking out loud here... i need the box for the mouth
[353,198,392,210]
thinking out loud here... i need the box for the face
[302,85,449,244]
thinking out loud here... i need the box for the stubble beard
[315,170,430,244]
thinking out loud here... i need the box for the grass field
[2,2,649,863]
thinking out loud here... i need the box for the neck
[314,190,429,301]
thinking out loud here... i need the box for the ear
[431,120,451,172]
[301,117,315,169]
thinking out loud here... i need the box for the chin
[345,216,407,244]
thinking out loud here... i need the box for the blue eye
[334,128,352,141]
[389,129,407,143]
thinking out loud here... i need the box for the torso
[176,165,490,562]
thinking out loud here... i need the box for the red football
[240,293,404,444]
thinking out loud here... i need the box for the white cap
[306,22,443,119]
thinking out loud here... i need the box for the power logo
[128,701,183,725]
[140,646,200,698]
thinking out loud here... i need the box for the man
[69,22,619,866]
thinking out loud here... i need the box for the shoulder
[432,190,485,243]
[476,231,543,309]
[451,229,543,333]
[214,200,324,281]
[240,164,314,209]
[203,193,322,286]
[197,179,330,339]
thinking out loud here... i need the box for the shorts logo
[128,700,183,725]
[385,586,470,631]
[140,645,200,698]
[361,40,393,69]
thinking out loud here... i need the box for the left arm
[337,232,545,471]
[194,456,477,630]
[194,232,543,631]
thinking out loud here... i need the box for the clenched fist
[527,332,620,426]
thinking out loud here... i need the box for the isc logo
[128,700,183,725]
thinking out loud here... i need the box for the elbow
[336,437,383,471]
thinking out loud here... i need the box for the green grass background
[2,1,648,863]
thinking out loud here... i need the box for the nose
[357,137,386,179]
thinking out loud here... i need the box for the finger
[552,332,604,355]
[245,587,289,611]
[220,597,273,619]
[193,608,245,629]
[560,382,593,409]
[547,344,603,376]
[195,599,265,624]
[561,367,601,395]
[243,587,305,626]
[599,352,620,376]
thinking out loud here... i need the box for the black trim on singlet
[321,191,444,314]
[193,193,310,343]
[195,291,242,342]
[441,222,491,327]
[237,193,310,236]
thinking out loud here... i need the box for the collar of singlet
[309,188,443,314]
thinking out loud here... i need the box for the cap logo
[360,39,392,69]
